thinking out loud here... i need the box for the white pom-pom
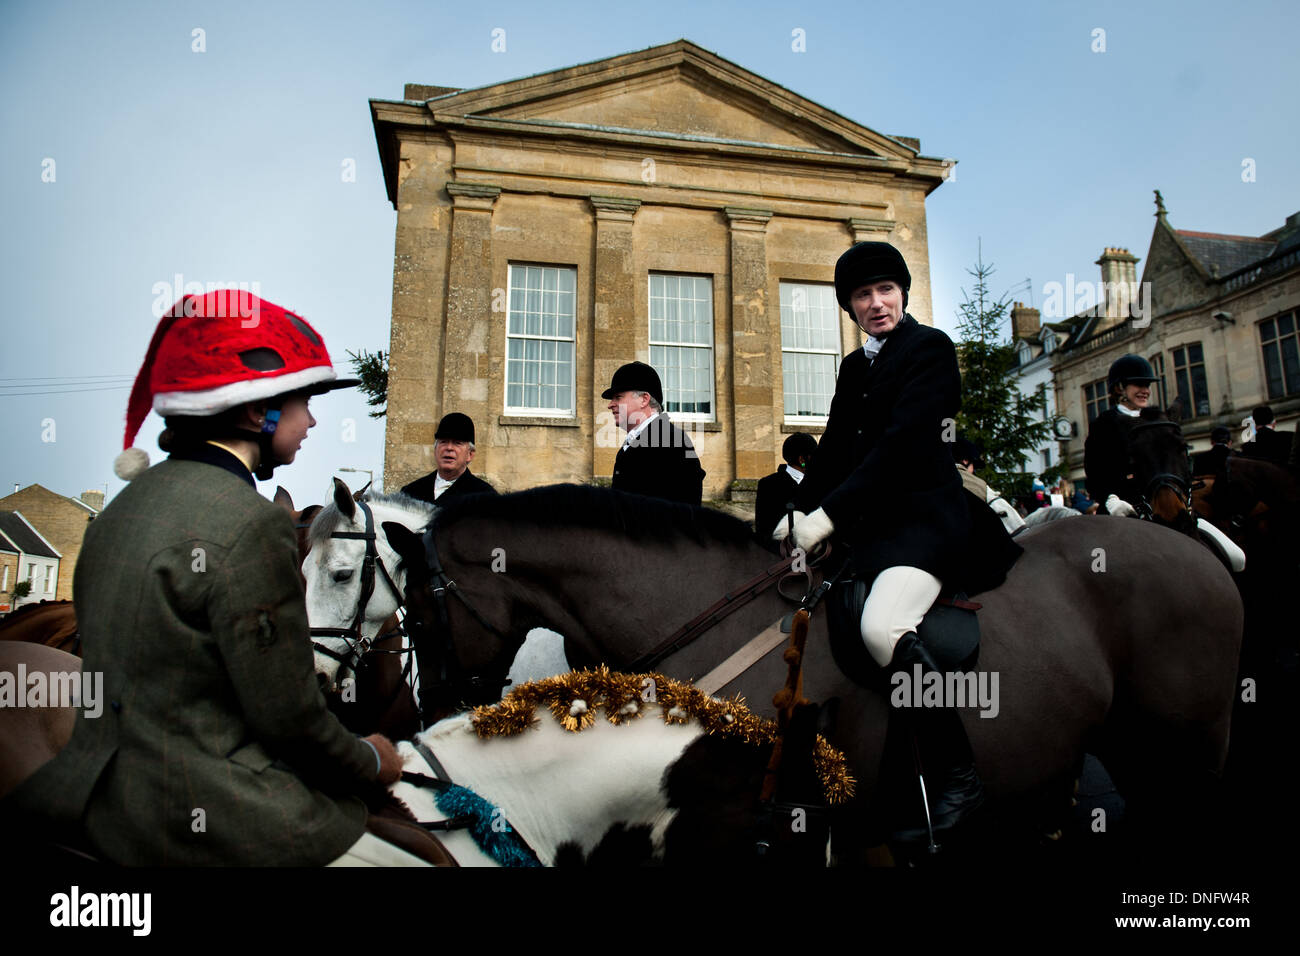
[668,706,687,719]
[569,699,588,717]
[114,447,150,481]
[619,702,638,715]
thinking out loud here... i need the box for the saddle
[824,577,981,688]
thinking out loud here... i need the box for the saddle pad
[825,578,980,688]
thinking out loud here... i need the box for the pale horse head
[302,477,434,692]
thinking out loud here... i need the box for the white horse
[387,670,849,866]
[304,479,570,694]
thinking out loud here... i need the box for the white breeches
[859,566,944,668]
[326,832,434,867]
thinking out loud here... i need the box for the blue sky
[3,0,1296,508]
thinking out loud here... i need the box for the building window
[1017,342,1032,367]
[1259,311,1300,400]
[1149,352,1168,408]
[649,274,714,420]
[1042,331,1056,354]
[1041,448,1052,471]
[1,564,8,591]
[44,565,54,594]
[1083,378,1109,424]
[26,563,36,584]
[505,264,577,416]
[1171,342,1211,417]
[779,282,840,421]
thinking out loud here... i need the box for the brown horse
[0,643,78,799]
[0,600,79,654]
[329,483,1245,863]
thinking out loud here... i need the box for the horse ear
[273,485,295,512]
[383,521,421,565]
[1166,396,1185,423]
[332,477,356,521]
[353,481,372,502]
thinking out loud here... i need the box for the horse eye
[332,569,354,583]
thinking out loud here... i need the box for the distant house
[0,511,61,613]
[0,485,101,601]
[1007,302,1072,480]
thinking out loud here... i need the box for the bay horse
[0,600,79,655]
[307,482,1245,863]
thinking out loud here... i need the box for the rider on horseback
[9,291,423,865]
[1084,354,1156,516]
[773,242,1019,844]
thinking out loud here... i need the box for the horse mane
[435,483,755,547]
[1,600,72,621]
[465,667,854,806]
[305,491,435,551]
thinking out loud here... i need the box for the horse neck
[414,709,706,864]
[442,518,784,667]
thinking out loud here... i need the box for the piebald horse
[0,655,842,866]
[307,481,1245,861]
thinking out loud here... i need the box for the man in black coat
[1193,426,1235,476]
[400,412,498,504]
[775,241,1020,846]
[603,361,705,506]
[1242,405,1294,467]
[754,432,817,548]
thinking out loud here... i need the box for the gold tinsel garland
[469,666,855,806]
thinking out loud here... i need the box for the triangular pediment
[425,40,912,160]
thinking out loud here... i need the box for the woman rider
[12,290,427,865]
[773,242,1019,844]
[1084,354,1155,516]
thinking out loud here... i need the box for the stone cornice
[589,196,641,222]
[848,217,895,241]
[724,206,773,233]
[446,181,502,210]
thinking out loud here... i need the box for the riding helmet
[1107,354,1157,390]
[834,241,912,312]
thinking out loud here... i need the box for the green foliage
[953,253,1063,499]
[346,349,388,420]
[11,580,31,605]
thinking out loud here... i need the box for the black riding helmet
[834,241,912,313]
[1108,354,1157,391]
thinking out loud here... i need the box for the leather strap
[695,619,790,696]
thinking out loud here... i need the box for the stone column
[589,196,641,478]
[442,182,501,472]
[725,206,775,481]
[848,217,895,243]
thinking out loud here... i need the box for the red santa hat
[115,290,357,480]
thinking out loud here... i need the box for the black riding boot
[888,632,984,844]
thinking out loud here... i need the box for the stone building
[371,40,950,499]
[1051,193,1300,489]
[0,485,100,601]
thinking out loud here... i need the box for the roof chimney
[80,490,104,512]
[1011,301,1041,342]
[1095,247,1140,326]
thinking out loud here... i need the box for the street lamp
[338,467,376,494]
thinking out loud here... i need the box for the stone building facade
[371,40,949,498]
[1052,195,1300,488]
[0,484,100,601]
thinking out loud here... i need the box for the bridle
[310,499,405,680]
[1127,419,1195,524]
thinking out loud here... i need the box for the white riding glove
[792,507,835,552]
[770,511,806,544]
[1106,495,1137,517]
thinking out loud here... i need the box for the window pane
[1281,334,1300,395]
[1189,342,1204,364]
[1263,341,1283,399]
[1278,312,1294,336]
